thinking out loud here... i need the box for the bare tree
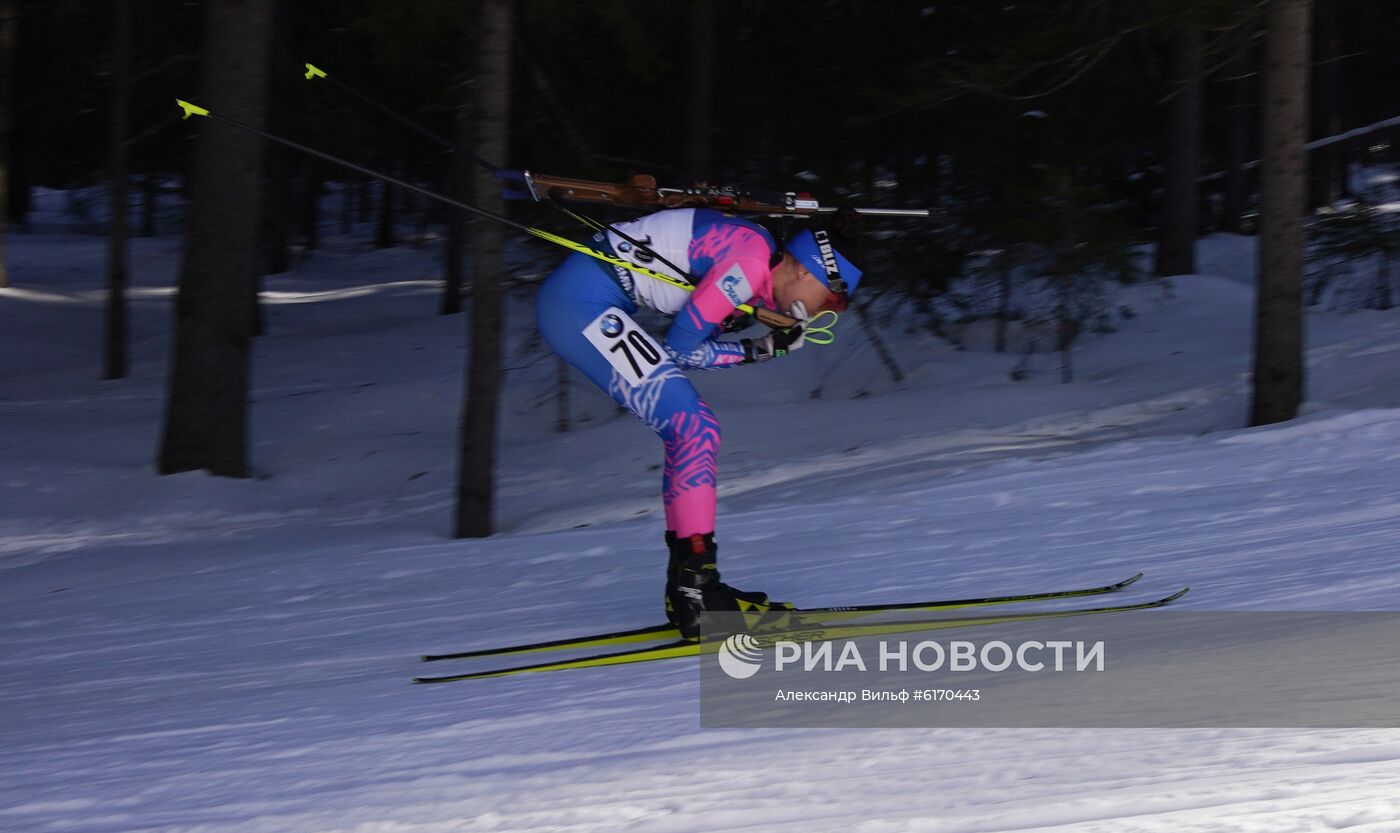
[105,0,131,380]
[1155,26,1202,276]
[454,0,512,538]
[158,0,274,477]
[1250,0,1311,427]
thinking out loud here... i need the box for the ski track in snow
[3,211,1400,831]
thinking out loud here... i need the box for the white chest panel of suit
[605,209,697,315]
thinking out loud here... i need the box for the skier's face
[775,255,845,315]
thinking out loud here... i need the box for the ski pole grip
[753,307,799,330]
[495,169,538,202]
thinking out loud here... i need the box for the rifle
[497,170,938,219]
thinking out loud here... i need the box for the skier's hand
[742,301,809,363]
[721,312,755,334]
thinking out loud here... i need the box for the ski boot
[664,532,790,640]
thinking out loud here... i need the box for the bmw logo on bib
[583,307,663,388]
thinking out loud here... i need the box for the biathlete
[535,208,862,638]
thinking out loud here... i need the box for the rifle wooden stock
[518,170,934,219]
[523,171,809,216]
[525,172,664,207]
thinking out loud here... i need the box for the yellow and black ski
[412,586,1188,683]
[418,573,1144,663]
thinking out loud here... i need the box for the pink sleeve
[665,226,774,358]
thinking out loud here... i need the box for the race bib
[583,307,666,387]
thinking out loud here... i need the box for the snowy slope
[3,208,1400,832]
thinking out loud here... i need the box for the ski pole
[303,62,496,170]
[173,99,802,331]
[300,63,734,316]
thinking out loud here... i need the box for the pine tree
[158,0,274,477]
[1250,0,1312,427]
[454,0,513,538]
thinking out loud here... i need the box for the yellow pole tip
[304,63,327,80]
[175,99,210,119]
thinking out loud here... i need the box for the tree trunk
[158,0,274,478]
[1056,279,1075,384]
[1155,26,1202,276]
[1308,0,1343,209]
[375,170,396,249]
[250,255,265,337]
[0,0,16,288]
[1221,46,1253,234]
[854,304,905,384]
[1250,0,1311,427]
[441,75,471,316]
[358,177,371,223]
[684,0,714,182]
[264,0,293,273]
[861,133,876,198]
[105,0,131,380]
[402,175,422,249]
[339,180,352,235]
[264,146,288,275]
[995,256,1012,353]
[895,123,914,208]
[141,172,158,237]
[1056,177,1076,384]
[301,162,321,251]
[454,0,512,538]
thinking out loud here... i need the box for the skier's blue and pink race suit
[535,208,777,538]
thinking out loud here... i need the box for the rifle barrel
[818,207,933,218]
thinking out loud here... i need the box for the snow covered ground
[3,201,1400,831]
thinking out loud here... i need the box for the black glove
[742,301,809,363]
[722,313,755,334]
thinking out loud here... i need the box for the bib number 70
[583,307,666,387]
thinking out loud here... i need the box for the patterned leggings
[535,253,720,537]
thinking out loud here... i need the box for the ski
[419,572,1145,663]
[412,586,1187,684]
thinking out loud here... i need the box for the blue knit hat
[785,229,863,297]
